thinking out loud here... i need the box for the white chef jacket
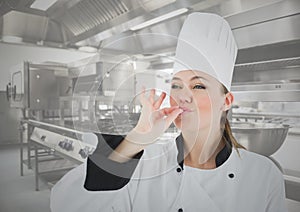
[50,134,287,212]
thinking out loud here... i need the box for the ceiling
[0,0,300,63]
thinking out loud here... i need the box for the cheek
[195,95,212,113]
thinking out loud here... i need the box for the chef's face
[170,70,233,132]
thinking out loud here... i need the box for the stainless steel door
[9,62,29,108]
[29,68,58,110]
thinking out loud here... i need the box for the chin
[174,118,202,132]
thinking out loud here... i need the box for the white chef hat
[173,12,238,91]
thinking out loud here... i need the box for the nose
[177,88,193,104]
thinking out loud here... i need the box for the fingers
[160,106,179,115]
[149,89,155,104]
[151,106,181,121]
[153,92,166,109]
[139,87,166,108]
[138,86,169,114]
[165,108,183,127]
[150,107,182,131]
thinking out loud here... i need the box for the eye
[193,84,206,89]
[171,84,182,89]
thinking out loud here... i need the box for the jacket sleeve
[84,133,144,191]
[265,165,288,212]
[50,133,144,212]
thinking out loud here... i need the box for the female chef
[50,13,287,212]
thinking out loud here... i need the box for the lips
[179,106,193,113]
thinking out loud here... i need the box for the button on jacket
[50,134,287,212]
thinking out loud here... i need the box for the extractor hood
[0,0,299,62]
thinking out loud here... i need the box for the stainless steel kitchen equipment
[6,61,77,188]
[231,122,290,156]
[29,120,97,162]
[22,119,97,191]
[229,44,300,203]
[11,58,145,190]
[1,0,299,53]
[6,61,72,109]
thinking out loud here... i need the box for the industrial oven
[6,61,72,109]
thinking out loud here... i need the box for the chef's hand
[133,88,182,138]
[108,88,183,163]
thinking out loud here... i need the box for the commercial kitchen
[0,0,300,211]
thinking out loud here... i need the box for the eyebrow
[172,76,208,81]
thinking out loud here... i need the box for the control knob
[79,148,88,159]
[64,140,74,151]
[58,139,74,151]
[79,146,92,159]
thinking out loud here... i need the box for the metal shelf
[232,90,300,102]
[235,56,300,72]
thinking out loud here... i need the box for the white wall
[0,43,94,90]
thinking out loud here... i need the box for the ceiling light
[160,68,174,74]
[30,0,58,11]
[130,8,188,31]
[78,46,98,53]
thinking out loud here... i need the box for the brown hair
[221,85,245,151]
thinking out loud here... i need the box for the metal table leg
[34,144,39,191]
[19,123,24,176]
[27,125,32,169]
